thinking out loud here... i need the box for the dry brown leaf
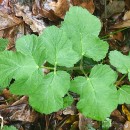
[9,104,38,122]
[111,109,126,123]
[71,0,81,5]
[71,0,95,14]
[112,20,130,28]
[123,11,130,20]
[32,0,60,21]
[0,11,23,50]
[52,0,69,18]
[48,0,69,19]
[101,1,125,18]
[41,8,60,21]
[63,106,76,115]
[111,32,124,42]
[80,0,95,14]
[124,121,130,130]
[15,4,46,33]
[0,11,22,31]
[0,96,38,122]
[125,0,130,9]
[122,105,130,121]
[2,89,13,100]
[78,113,99,130]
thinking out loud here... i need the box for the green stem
[58,66,80,71]
[80,57,88,77]
[42,66,54,70]
[41,66,80,71]
[101,27,129,39]
[42,65,89,74]
[116,74,127,86]
[54,62,57,74]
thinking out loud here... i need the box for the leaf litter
[0,0,130,130]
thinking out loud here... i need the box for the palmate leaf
[62,7,108,61]
[117,85,130,104]
[39,26,79,67]
[16,34,46,66]
[10,70,43,95]
[29,71,70,114]
[109,50,130,81]
[70,64,118,120]
[0,51,39,87]
[0,38,8,52]
[11,70,70,114]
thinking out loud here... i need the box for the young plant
[0,6,129,121]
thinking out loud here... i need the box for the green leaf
[117,85,130,104]
[39,26,79,67]
[0,51,39,87]
[10,70,43,95]
[87,124,96,130]
[29,71,70,114]
[109,50,130,75]
[70,64,118,121]
[0,38,8,52]
[2,126,17,130]
[109,50,130,81]
[16,34,46,66]
[102,118,111,130]
[63,95,74,109]
[62,7,108,61]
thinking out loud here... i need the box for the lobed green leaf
[39,26,79,67]
[10,70,43,95]
[117,85,130,104]
[109,50,130,81]
[0,38,8,52]
[62,7,108,61]
[70,64,118,120]
[0,51,39,87]
[16,34,46,66]
[29,71,70,114]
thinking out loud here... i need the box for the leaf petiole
[80,57,88,77]
[42,66,54,70]
[116,74,127,86]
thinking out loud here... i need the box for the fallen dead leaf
[0,96,38,122]
[0,11,22,31]
[32,0,60,22]
[111,109,126,123]
[125,0,130,9]
[78,113,99,130]
[112,20,130,28]
[111,32,124,42]
[123,11,130,20]
[80,0,95,14]
[71,0,95,14]
[124,121,130,130]
[122,105,130,121]
[49,0,70,18]
[14,4,47,33]
[101,1,125,18]
[9,104,38,122]
[63,106,76,115]
[2,89,13,100]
